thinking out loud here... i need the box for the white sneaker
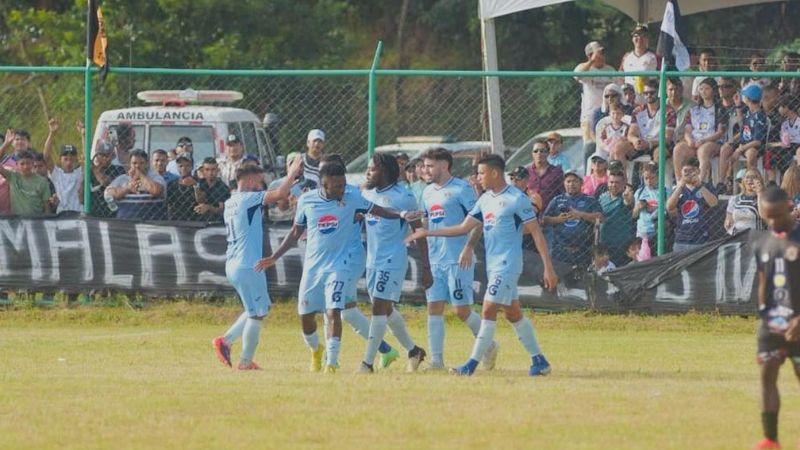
[356,362,374,374]
[405,346,427,372]
[423,361,446,372]
[482,341,499,371]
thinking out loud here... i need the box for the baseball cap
[590,152,608,162]
[243,153,259,163]
[584,41,605,57]
[307,129,325,142]
[95,142,114,155]
[508,166,529,179]
[735,168,747,181]
[564,170,582,181]
[60,144,78,156]
[226,134,241,144]
[603,83,623,97]
[631,23,649,36]
[741,84,763,102]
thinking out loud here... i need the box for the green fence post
[83,65,93,214]
[656,61,668,256]
[367,40,384,158]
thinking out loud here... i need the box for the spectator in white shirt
[574,41,618,145]
[619,23,658,102]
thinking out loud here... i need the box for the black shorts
[757,323,800,365]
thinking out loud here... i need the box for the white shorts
[425,263,474,306]
[484,270,520,306]
[298,270,350,315]
[226,267,271,317]
[366,267,405,302]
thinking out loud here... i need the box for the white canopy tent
[479,0,785,153]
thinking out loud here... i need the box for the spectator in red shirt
[527,138,564,210]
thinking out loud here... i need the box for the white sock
[427,315,445,364]
[303,330,319,350]
[223,312,248,345]
[326,336,341,366]
[322,314,330,339]
[239,318,262,364]
[387,309,415,352]
[342,307,370,340]
[464,310,481,337]
[469,320,496,361]
[364,315,387,365]
[512,317,542,357]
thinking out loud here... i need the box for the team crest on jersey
[429,204,446,224]
[365,213,380,226]
[785,245,799,262]
[483,213,496,231]
[318,214,339,234]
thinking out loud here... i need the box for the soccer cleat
[482,341,500,371]
[356,362,374,374]
[212,336,232,367]
[406,346,427,372]
[529,354,551,376]
[450,359,479,376]
[423,361,446,372]
[752,438,780,449]
[237,361,262,370]
[379,347,400,369]
[310,344,324,372]
[324,364,339,374]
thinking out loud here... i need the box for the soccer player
[319,154,400,369]
[406,154,559,376]
[257,161,417,373]
[419,147,499,370]
[358,153,433,374]
[212,156,303,370]
[752,186,800,450]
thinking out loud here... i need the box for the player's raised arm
[263,154,303,206]
[255,223,305,271]
[524,219,558,290]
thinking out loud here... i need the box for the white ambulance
[91,89,279,176]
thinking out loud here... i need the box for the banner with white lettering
[0,218,757,314]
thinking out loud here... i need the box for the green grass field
[1,302,799,450]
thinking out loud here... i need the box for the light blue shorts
[425,263,474,306]
[366,267,406,302]
[226,267,271,317]
[484,270,521,306]
[298,270,350,315]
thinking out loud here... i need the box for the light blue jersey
[422,177,477,265]
[224,191,266,271]
[468,185,536,273]
[363,183,418,271]
[295,188,373,274]
[345,184,367,269]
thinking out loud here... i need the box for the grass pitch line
[78,329,173,341]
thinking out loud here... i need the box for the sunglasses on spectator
[532,148,547,153]
[644,91,657,96]
[604,93,620,98]
[178,142,193,147]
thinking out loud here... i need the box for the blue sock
[240,318,262,364]
[464,358,479,371]
[223,312,248,345]
[378,341,391,354]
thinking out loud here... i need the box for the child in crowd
[592,244,616,275]
[42,118,83,215]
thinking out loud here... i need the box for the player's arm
[254,223,305,271]
[458,226,483,269]
[666,179,685,212]
[263,155,303,206]
[408,218,433,289]
[524,218,558,290]
[138,173,164,197]
[405,215,480,244]
[43,117,58,172]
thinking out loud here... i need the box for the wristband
[400,210,408,220]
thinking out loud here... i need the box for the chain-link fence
[1,66,799,267]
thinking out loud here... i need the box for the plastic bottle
[103,190,118,212]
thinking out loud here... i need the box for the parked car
[91,89,279,176]
[505,128,584,176]
[345,136,492,186]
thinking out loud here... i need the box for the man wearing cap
[544,132,570,172]
[166,137,194,176]
[574,41,618,145]
[583,153,610,197]
[719,84,768,192]
[301,129,326,189]
[89,142,126,217]
[543,171,603,268]
[625,79,676,170]
[0,127,35,215]
[619,24,658,101]
[41,117,83,214]
[667,156,718,252]
[527,139,564,211]
[218,134,246,188]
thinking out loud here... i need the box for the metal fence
[1,64,799,275]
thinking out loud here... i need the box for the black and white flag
[656,0,690,70]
